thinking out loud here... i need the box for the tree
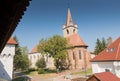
[13,35,21,55]
[36,57,46,68]
[13,36,30,71]
[20,46,30,70]
[37,35,70,70]
[13,35,22,70]
[94,38,107,55]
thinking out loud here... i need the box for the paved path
[14,69,88,81]
[30,75,71,81]
[29,73,83,81]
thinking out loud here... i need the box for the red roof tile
[91,37,120,62]
[94,72,120,81]
[30,45,38,54]
[7,38,17,45]
[66,34,87,47]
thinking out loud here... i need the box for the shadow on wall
[0,61,11,81]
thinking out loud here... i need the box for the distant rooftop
[91,37,120,62]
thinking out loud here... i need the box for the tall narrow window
[67,29,69,34]
[8,54,11,57]
[73,29,75,33]
[79,50,82,59]
[73,51,75,60]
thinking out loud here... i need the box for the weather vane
[68,0,71,8]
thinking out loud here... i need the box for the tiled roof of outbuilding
[7,38,17,45]
[30,45,38,54]
[87,72,120,81]
[91,37,120,62]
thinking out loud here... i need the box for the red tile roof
[66,34,87,47]
[30,45,38,54]
[91,37,120,62]
[7,38,17,45]
[94,72,120,81]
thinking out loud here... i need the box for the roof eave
[91,60,120,62]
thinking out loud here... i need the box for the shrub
[28,68,36,72]
[44,68,56,73]
[36,57,46,68]
[38,68,45,74]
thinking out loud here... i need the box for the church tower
[62,7,92,70]
[63,8,78,37]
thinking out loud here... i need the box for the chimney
[107,37,112,46]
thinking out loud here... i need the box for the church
[62,7,91,70]
[29,7,92,70]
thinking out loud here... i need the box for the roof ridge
[116,42,120,60]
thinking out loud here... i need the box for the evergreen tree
[94,38,107,55]
[13,35,21,55]
[13,35,22,70]
[101,38,107,50]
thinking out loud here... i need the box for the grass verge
[71,68,92,76]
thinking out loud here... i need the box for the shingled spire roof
[66,8,74,26]
[64,7,87,47]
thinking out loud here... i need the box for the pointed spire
[66,7,74,26]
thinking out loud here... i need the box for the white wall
[113,62,120,77]
[28,53,55,69]
[28,53,42,68]
[0,44,15,80]
[63,25,78,37]
[92,61,120,78]
[92,62,115,74]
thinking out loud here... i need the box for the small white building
[91,37,120,78]
[28,46,55,69]
[0,38,17,80]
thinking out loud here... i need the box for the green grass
[71,68,92,76]
[38,68,56,74]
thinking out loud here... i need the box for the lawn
[71,68,93,76]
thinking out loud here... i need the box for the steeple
[63,7,78,37]
[66,8,74,26]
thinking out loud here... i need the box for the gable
[91,37,120,62]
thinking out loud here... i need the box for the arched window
[34,55,36,59]
[73,51,75,60]
[8,54,11,57]
[79,50,82,59]
[73,29,75,33]
[3,54,6,57]
[67,29,69,34]
[37,55,39,59]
